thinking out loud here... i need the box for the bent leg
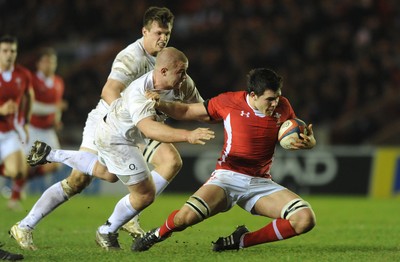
[242,189,316,248]
[148,142,182,194]
[98,174,155,234]
[158,184,227,238]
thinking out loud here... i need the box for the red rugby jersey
[206,91,296,177]
[30,72,64,128]
[0,65,32,132]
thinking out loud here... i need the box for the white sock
[20,182,68,229]
[47,150,97,175]
[98,194,138,234]
[152,170,169,196]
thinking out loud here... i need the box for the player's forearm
[24,89,34,123]
[157,101,210,122]
[32,102,58,115]
[140,121,190,143]
[157,101,190,120]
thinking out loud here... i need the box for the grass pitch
[1,194,399,262]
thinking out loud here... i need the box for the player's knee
[182,195,210,224]
[291,208,316,234]
[173,208,199,228]
[281,198,316,234]
[129,192,155,210]
[64,170,92,195]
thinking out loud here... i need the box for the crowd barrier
[1,146,399,198]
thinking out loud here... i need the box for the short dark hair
[143,7,174,29]
[0,35,18,46]
[247,68,283,96]
[37,47,56,59]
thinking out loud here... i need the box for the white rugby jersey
[108,37,155,88]
[91,36,202,127]
[105,70,202,143]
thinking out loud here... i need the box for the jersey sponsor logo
[16,77,22,88]
[129,163,137,170]
[240,111,250,118]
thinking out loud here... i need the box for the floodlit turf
[1,194,399,261]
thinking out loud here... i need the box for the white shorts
[80,99,109,151]
[95,117,150,185]
[0,130,24,164]
[25,126,61,154]
[204,169,286,214]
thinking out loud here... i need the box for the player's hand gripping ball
[278,118,307,149]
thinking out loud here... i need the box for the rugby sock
[152,170,169,196]
[242,219,297,247]
[158,210,182,238]
[10,179,25,201]
[20,181,68,229]
[99,194,138,234]
[47,150,97,175]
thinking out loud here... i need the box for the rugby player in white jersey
[10,7,203,251]
[22,47,214,250]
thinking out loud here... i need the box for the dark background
[1,0,400,146]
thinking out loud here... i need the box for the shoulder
[213,91,246,102]
[277,96,293,109]
[125,71,152,93]
[115,38,145,60]
[14,64,31,76]
[209,91,246,108]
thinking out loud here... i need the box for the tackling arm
[137,116,214,145]
[156,101,211,123]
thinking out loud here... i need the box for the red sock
[243,219,297,248]
[158,210,182,238]
[11,178,26,201]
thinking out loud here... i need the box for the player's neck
[0,64,14,72]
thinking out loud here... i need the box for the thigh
[189,184,228,216]
[3,150,28,178]
[100,143,149,176]
[0,131,24,164]
[148,142,180,165]
[253,189,302,218]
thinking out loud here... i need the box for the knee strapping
[184,195,210,220]
[142,140,161,163]
[61,179,77,198]
[281,198,311,219]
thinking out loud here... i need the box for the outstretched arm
[156,100,212,123]
[137,116,215,145]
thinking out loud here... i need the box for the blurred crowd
[1,0,399,145]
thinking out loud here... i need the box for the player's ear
[161,67,168,76]
[142,27,147,36]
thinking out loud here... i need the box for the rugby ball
[278,118,307,149]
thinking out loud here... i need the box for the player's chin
[157,43,167,49]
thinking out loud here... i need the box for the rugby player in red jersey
[0,35,33,210]
[132,68,317,252]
